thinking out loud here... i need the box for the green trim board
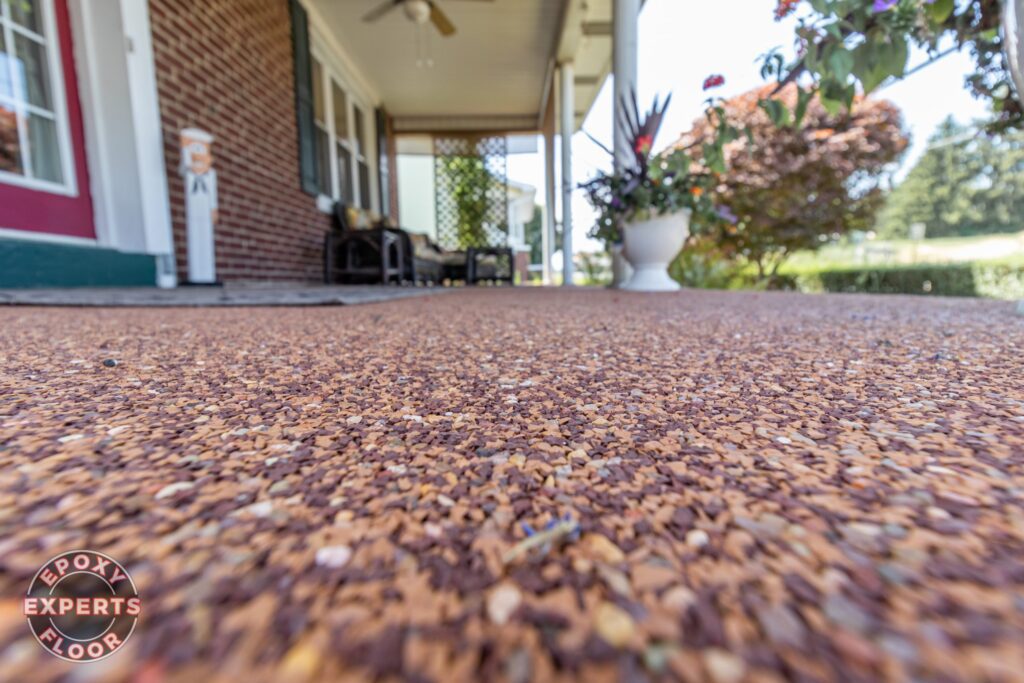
[0,237,157,288]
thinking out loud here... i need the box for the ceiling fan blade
[428,1,457,36]
[362,0,401,23]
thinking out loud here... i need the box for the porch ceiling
[308,0,612,133]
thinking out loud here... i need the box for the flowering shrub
[581,88,740,245]
[762,0,1021,131]
[676,83,908,284]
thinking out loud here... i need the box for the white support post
[1004,0,1024,314]
[612,0,640,172]
[543,126,556,285]
[559,61,575,286]
[69,0,176,287]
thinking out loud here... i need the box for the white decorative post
[180,128,218,285]
[560,61,575,286]
[609,0,641,288]
[543,117,556,285]
[612,0,640,172]
[1004,0,1024,314]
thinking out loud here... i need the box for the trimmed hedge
[796,262,1024,299]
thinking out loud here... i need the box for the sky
[507,0,992,254]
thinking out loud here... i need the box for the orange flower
[634,135,654,156]
[690,187,704,197]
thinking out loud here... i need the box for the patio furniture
[467,246,514,285]
[400,232,468,284]
[324,203,404,285]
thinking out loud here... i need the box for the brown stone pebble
[1,289,1023,682]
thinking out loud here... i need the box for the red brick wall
[149,0,329,282]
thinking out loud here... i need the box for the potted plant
[582,91,737,292]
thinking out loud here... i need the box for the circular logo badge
[23,550,140,662]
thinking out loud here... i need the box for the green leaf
[759,99,790,127]
[827,48,855,82]
[704,143,726,174]
[820,95,843,116]
[793,87,813,128]
[851,37,908,93]
[925,0,954,25]
[881,38,909,81]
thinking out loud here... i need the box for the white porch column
[69,0,176,287]
[559,61,575,286]
[1004,0,1024,315]
[612,0,640,171]
[542,128,556,285]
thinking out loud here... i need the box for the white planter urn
[621,210,690,292]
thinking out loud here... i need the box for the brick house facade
[150,0,329,282]
[0,0,380,287]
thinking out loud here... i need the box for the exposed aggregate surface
[1,289,1023,683]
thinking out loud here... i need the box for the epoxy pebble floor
[1,288,1023,682]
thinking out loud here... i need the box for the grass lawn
[781,230,1024,276]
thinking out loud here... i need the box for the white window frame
[0,0,77,196]
[310,43,377,214]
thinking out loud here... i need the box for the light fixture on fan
[361,0,495,38]
[402,0,431,24]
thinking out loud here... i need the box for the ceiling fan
[361,0,493,38]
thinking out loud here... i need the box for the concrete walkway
[0,284,448,307]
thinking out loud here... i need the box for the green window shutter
[290,0,319,196]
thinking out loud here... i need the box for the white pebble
[487,584,522,625]
[315,545,352,569]
[155,482,194,500]
[686,529,710,549]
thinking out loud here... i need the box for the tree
[676,84,909,284]
[522,205,543,265]
[878,117,1024,238]
[765,0,1021,133]
[436,155,489,248]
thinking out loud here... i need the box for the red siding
[0,0,95,239]
[149,0,329,282]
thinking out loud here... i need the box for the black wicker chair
[324,203,404,285]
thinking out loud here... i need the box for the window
[311,58,329,194]
[310,45,376,212]
[353,106,370,210]
[0,0,74,192]
[331,80,353,204]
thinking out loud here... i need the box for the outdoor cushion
[408,233,465,266]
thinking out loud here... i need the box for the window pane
[0,31,12,98]
[314,126,329,194]
[331,81,347,139]
[353,106,365,156]
[28,112,60,182]
[358,161,369,209]
[13,33,52,110]
[8,0,42,34]
[0,103,23,174]
[311,59,324,125]
[337,143,352,204]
